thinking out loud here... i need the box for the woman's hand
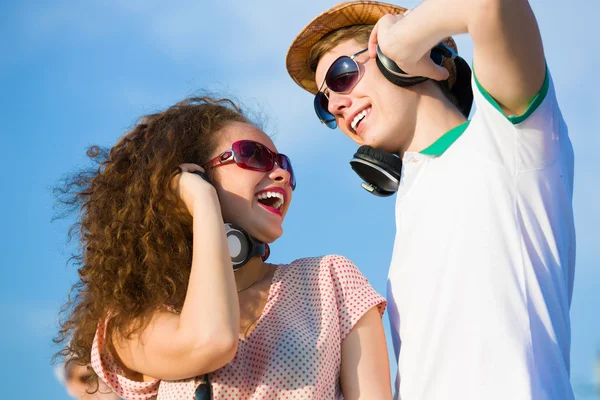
[173,163,218,217]
[113,161,239,381]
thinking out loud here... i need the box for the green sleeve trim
[420,121,471,156]
[473,63,550,125]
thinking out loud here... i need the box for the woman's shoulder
[275,255,386,332]
[279,254,357,274]
[276,254,365,288]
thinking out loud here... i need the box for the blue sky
[1,0,598,398]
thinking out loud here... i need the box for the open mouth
[351,106,371,133]
[256,191,285,212]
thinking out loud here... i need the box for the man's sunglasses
[204,140,296,190]
[314,44,455,129]
[314,48,368,129]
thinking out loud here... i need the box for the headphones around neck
[350,146,402,197]
[193,171,270,269]
[348,43,457,197]
[225,223,270,270]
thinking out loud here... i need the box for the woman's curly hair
[53,96,249,381]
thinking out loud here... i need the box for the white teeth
[257,191,285,210]
[351,109,368,131]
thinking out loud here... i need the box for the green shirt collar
[419,121,470,156]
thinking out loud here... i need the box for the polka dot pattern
[91,255,386,399]
[91,319,161,399]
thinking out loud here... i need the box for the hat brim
[286,1,410,95]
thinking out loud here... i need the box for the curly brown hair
[53,96,249,381]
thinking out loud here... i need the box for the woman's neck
[234,257,271,292]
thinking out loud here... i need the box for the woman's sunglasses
[314,48,368,129]
[204,140,296,190]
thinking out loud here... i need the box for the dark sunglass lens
[314,93,337,129]
[236,141,273,170]
[326,57,359,92]
[279,155,296,190]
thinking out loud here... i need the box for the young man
[286,1,575,399]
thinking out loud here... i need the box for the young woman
[55,96,392,399]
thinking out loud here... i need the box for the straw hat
[286,1,473,117]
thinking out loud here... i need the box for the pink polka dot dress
[91,255,386,399]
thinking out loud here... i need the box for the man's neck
[404,87,468,155]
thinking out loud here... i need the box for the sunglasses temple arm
[203,158,221,169]
[203,150,236,170]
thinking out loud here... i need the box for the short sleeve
[91,320,160,400]
[468,64,566,171]
[324,255,387,341]
[473,63,551,126]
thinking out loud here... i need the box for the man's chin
[367,135,403,155]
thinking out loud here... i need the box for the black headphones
[349,146,402,197]
[348,43,458,197]
[375,43,457,87]
[193,171,270,269]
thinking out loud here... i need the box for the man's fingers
[368,14,399,58]
[370,12,448,81]
[368,22,380,58]
[421,60,450,81]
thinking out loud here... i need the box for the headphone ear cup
[350,146,402,196]
[356,146,402,179]
[225,223,251,269]
[224,223,268,269]
[451,56,474,118]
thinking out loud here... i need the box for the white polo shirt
[387,69,576,400]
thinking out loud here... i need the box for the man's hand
[368,12,449,82]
